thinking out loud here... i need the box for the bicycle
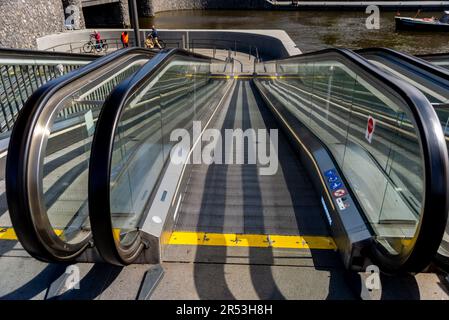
[157,38,166,49]
[145,35,166,50]
[83,39,108,54]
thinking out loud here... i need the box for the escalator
[357,48,449,270]
[5,48,157,262]
[6,48,449,277]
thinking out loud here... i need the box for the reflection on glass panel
[309,62,356,165]
[110,87,164,237]
[43,61,144,244]
[109,57,225,246]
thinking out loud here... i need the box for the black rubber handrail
[88,48,219,265]
[260,48,449,273]
[418,52,449,60]
[6,47,157,263]
[357,47,449,86]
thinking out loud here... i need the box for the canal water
[141,10,449,54]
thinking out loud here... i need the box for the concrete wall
[82,0,130,28]
[63,0,86,29]
[0,0,65,49]
[138,0,269,17]
[0,0,129,49]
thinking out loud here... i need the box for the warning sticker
[330,181,343,191]
[333,189,347,198]
[324,169,337,178]
[336,197,348,211]
[365,115,376,144]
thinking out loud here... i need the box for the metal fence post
[130,0,141,47]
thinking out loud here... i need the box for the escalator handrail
[257,48,449,272]
[0,47,95,62]
[418,52,449,60]
[88,48,220,265]
[5,47,158,262]
[357,47,449,82]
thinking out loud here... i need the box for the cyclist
[150,25,162,49]
[91,30,101,50]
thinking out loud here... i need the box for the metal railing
[43,36,261,63]
[46,37,185,55]
[189,38,260,62]
[0,49,94,135]
[57,63,140,122]
[45,38,123,54]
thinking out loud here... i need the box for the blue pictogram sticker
[324,169,337,178]
[327,176,339,183]
[330,181,343,190]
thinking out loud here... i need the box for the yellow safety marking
[53,229,64,236]
[112,228,121,242]
[2,229,336,250]
[1,227,68,240]
[168,231,337,250]
[270,235,337,250]
[0,227,17,240]
[401,238,413,247]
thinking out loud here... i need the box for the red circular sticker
[367,117,375,135]
[333,189,347,197]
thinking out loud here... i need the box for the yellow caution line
[168,231,337,250]
[0,228,17,240]
[1,228,337,250]
[0,227,65,241]
[209,76,280,80]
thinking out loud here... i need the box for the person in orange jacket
[121,31,129,48]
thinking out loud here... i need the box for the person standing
[121,31,129,48]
